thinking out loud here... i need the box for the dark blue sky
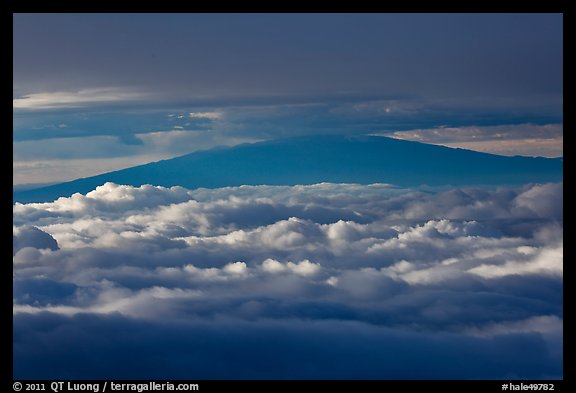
[13,13,563,185]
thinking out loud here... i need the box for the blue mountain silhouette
[13,135,563,203]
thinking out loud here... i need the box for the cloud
[385,124,563,157]
[14,313,561,380]
[13,226,59,255]
[468,245,562,279]
[13,131,260,186]
[390,124,563,143]
[13,156,174,186]
[189,111,223,120]
[13,94,563,187]
[261,258,321,277]
[134,129,260,155]
[513,183,564,218]
[13,88,149,109]
[13,182,563,379]
[14,135,147,160]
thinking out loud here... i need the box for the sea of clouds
[13,182,563,379]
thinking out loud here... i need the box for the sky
[13,13,563,186]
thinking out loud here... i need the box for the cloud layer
[13,182,563,379]
[387,124,563,157]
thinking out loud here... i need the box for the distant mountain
[13,135,563,203]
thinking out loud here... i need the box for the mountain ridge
[13,134,563,203]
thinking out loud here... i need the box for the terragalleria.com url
[109,382,199,392]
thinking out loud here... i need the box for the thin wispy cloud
[385,124,564,157]
[189,111,223,120]
[13,88,150,109]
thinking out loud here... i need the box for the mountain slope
[14,135,563,203]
